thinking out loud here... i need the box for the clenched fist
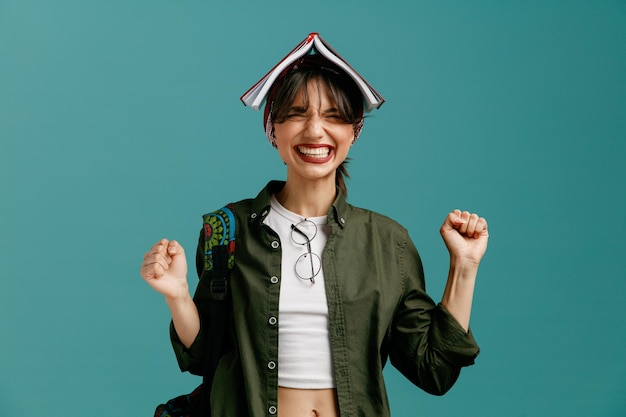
[140,239,189,300]
[440,210,489,266]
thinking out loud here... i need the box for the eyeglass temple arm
[291,224,310,243]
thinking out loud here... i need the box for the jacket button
[251,213,257,219]
[268,406,277,415]
[268,316,277,325]
[270,276,279,284]
[271,240,280,249]
[268,361,276,370]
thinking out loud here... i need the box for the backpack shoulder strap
[194,205,236,416]
[201,204,236,301]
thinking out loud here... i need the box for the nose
[303,114,324,139]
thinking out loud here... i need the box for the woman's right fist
[140,239,189,299]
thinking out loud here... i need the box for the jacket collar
[249,180,348,229]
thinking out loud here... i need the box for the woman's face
[273,80,355,187]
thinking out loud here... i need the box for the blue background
[1,0,625,416]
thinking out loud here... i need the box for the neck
[276,177,337,218]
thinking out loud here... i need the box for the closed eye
[285,113,306,121]
[285,106,307,120]
[324,112,348,123]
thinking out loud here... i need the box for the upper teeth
[298,146,330,157]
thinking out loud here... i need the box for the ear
[353,118,364,143]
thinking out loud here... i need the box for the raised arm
[439,210,489,331]
[140,239,200,348]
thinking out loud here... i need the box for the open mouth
[296,145,332,159]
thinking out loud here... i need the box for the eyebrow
[288,106,307,113]
[287,106,340,114]
[322,107,340,114]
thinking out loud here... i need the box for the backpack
[153,205,236,417]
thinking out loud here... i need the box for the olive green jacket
[171,181,479,417]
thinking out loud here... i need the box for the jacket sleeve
[169,229,211,375]
[388,234,480,395]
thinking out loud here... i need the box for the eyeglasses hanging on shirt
[290,220,322,284]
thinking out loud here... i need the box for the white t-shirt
[263,196,336,389]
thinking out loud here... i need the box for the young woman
[141,40,488,417]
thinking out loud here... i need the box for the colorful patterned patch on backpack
[202,204,236,272]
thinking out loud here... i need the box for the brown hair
[270,65,363,195]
